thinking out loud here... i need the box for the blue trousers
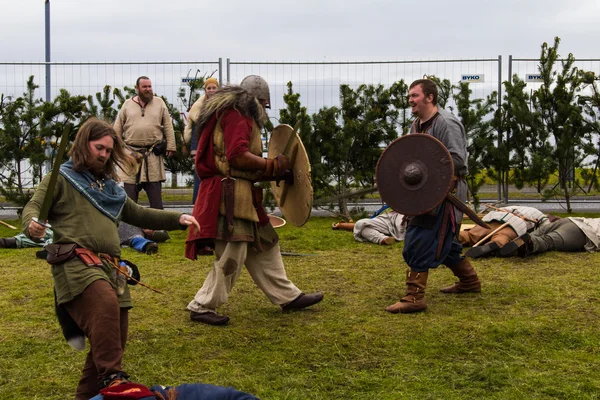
[403,202,464,272]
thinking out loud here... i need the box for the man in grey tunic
[385,79,480,315]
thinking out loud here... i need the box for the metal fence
[226,57,503,122]
[508,56,600,87]
[3,56,600,191]
[0,59,223,111]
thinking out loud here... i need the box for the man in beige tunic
[114,76,176,209]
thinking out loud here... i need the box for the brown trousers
[124,182,163,209]
[459,221,517,247]
[64,280,129,400]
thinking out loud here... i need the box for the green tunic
[22,173,183,307]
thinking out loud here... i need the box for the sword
[32,125,71,229]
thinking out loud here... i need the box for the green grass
[1,217,600,399]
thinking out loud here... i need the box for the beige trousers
[187,241,302,313]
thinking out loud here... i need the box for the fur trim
[196,86,266,134]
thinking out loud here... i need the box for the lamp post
[45,0,51,101]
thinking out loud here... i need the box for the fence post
[45,0,51,102]
[504,55,513,204]
[497,55,503,202]
[218,58,223,85]
[226,58,231,84]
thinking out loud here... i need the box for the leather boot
[0,238,17,248]
[440,258,481,294]
[385,270,428,314]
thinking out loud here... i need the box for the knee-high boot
[440,258,481,293]
[385,270,428,314]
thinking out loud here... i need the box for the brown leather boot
[385,270,428,314]
[440,258,481,294]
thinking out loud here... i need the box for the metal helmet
[240,75,271,108]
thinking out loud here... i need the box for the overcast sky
[2,0,600,62]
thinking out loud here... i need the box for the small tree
[532,37,594,212]
[454,82,497,209]
[0,77,86,208]
[388,79,412,135]
[278,82,327,197]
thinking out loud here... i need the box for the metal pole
[218,58,222,85]
[505,55,513,204]
[497,55,502,201]
[45,0,51,102]
[227,58,231,84]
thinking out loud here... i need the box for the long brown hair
[69,118,137,180]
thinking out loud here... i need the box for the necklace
[90,179,105,191]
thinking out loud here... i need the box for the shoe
[143,242,159,255]
[190,311,229,326]
[465,242,499,258]
[498,233,531,257]
[149,230,171,243]
[381,237,396,245]
[36,249,48,259]
[282,292,324,311]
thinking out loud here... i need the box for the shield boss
[376,134,454,216]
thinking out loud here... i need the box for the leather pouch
[46,243,78,265]
[74,248,103,267]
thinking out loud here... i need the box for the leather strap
[222,170,236,234]
[74,248,103,267]
[436,201,452,260]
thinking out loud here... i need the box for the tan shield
[268,124,313,227]
[376,134,454,216]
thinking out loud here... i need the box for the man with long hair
[184,75,323,326]
[22,118,200,400]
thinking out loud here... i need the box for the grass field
[1,216,600,399]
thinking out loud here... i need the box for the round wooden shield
[268,124,313,227]
[376,134,454,216]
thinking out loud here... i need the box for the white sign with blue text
[460,74,485,83]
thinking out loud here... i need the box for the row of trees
[2,37,600,214]
[0,75,205,208]
[276,37,600,214]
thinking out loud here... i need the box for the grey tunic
[410,108,468,222]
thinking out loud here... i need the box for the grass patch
[1,218,600,399]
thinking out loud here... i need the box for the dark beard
[139,93,153,104]
[88,159,107,178]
